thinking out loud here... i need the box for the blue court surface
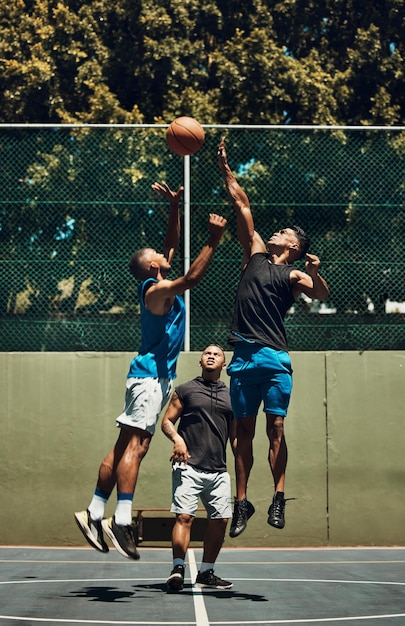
[0,546,404,625]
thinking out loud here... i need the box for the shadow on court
[0,546,404,625]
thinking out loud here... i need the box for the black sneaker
[229,497,255,538]
[74,510,109,553]
[246,500,255,521]
[166,565,185,592]
[267,492,286,529]
[101,516,140,559]
[195,569,233,589]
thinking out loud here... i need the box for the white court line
[0,578,174,586]
[188,548,210,626]
[1,560,405,624]
[0,613,405,626]
[231,578,405,586]
[0,619,196,625]
[0,577,404,588]
[206,617,405,624]
[1,614,405,624]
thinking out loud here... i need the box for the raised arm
[145,213,227,314]
[151,181,183,264]
[218,136,265,261]
[290,253,330,301]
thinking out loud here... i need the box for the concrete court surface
[0,546,404,625]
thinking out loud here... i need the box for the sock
[199,562,215,574]
[114,493,134,526]
[88,488,110,521]
[275,491,285,499]
[173,558,184,568]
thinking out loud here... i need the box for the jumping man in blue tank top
[218,137,330,537]
[75,181,227,559]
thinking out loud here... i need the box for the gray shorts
[171,462,232,519]
[116,377,173,435]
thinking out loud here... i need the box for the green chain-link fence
[1,124,405,352]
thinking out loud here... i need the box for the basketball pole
[183,154,191,351]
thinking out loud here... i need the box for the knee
[236,417,256,442]
[267,415,285,441]
[208,517,228,534]
[125,429,152,460]
[176,513,194,527]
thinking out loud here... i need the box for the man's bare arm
[218,137,255,255]
[152,181,183,264]
[161,392,190,463]
[145,213,227,313]
[291,254,330,301]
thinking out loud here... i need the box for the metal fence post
[183,154,191,351]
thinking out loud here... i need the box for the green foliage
[1,126,405,352]
[1,0,405,123]
[1,3,405,351]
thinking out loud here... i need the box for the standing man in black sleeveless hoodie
[218,137,329,538]
[162,344,234,592]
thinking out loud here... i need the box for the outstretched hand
[152,181,184,204]
[218,136,228,169]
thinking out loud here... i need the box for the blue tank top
[128,278,186,380]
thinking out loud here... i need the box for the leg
[195,519,232,589]
[167,464,200,592]
[229,415,257,538]
[201,518,228,563]
[171,513,194,560]
[266,413,287,493]
[234,415,256,500]
[113,426,151,495]
[74,426,150,555]
[266,413,288,529]
[166,514,194,592]
[101,427,151,559]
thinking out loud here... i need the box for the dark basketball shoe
[229,497,255,538]
[102,516,140,559]
[195,569,233,589]
[267,492,287,529]
[166,564,185,592]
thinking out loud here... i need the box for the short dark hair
[128,248,151,280]
[290,225,310,259]
[202,343,225,357]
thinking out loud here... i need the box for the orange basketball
[166,116,205,156]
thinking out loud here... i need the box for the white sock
[88,494,108,521]
[199,562,215,573]
[173,558,184,568]
[114,498,133,526]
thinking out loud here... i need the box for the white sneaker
[74,510,109,552]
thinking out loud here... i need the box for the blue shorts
[226,343,293,419]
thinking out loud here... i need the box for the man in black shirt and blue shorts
[162,344,233,591]
[218,137,330,538]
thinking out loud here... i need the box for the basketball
[166,116,205,156]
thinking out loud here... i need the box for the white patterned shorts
[116,377,173,435]
[171,462,232,519]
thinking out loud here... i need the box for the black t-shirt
[175,376,233,472]
[229,253,296,351]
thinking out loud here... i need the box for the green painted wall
[0,351,404,547]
